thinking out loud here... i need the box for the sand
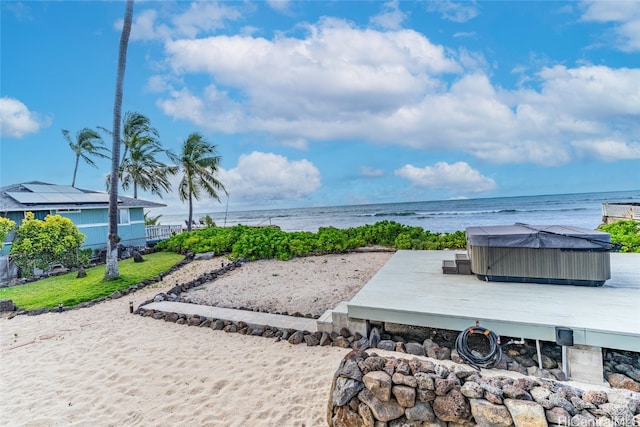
[184,251,395,317]
[0,251,393,426]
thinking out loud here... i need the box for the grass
[0,251,184,311]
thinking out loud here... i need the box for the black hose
[455,326,502,370]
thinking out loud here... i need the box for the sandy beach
[0,251,393,426]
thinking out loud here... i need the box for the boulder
[435,377,457,396]
[369,327,381,349]
[392,373,417,388]
[607,373,640,392]
[460,381,484,399]
[332,377,365,407]
[432,389,472,423]
[503,398,547,427]
[582,390,608,405]
[363,371,392,402]
[359,357,387,375]
[598,403,635,426]
[469,399,514,427]
[332,405,365,427]
[377,340,396,351]
[414,372,434,390]
[193,251,215,260]
[530,386,551,403]
[404,342,425,356]
[358,388,405,422]
[545,407,571,425]
[0,299,17,312]
[132,250,145,263]
[405,401,435,422]
[391,385,416,407]
[287,330,304,345]
[339,359,364,382]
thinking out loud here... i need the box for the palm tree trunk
[105,0,133,281]
[133,181,138,199]
[187,191,194,232]
[72,155,80,187]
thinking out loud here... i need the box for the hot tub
[465,224,613,286]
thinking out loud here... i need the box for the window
[118,209,130,225]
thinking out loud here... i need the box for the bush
[10,212,86,277]
[598,220,640,253]
[0,217,16,250]
[156,221,469,261]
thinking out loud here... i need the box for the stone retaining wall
[328,350,640,427]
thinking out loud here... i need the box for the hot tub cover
[465,223,612,250]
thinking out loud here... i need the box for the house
[0,181,166,255]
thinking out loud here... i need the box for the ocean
[160,190,639,233]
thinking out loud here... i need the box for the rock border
[327,350,640,427]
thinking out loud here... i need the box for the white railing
[145,224,184,242]
[601,203,640,223]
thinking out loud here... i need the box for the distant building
[0,181,165,255]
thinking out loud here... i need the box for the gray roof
[0,181,166,212]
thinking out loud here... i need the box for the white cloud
[125,3,242,41]
[153,15,638,168]
[426,0,479,23]
[361,166,385,177]
[217,152,321,202]
[580,1,640,52]
[267,0,290,14]
[0,97,50,138]
[395,162,496,193]
[160,18,460,137]
[370,0,408,30]
[572,139,640,162]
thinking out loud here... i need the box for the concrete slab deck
[348,251,640,351]
[142,301,317,332]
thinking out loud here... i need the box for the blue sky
[1,1,639,215]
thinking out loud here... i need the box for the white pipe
[562,346,568,378]
[536,339,543,369]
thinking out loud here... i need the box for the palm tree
[120,137,177,198]
[105,0,133,281]
[101,112,175,198]
[106,136,177,198]
[62,128,109,187]
[101,111,160,168]
[170,132,226,232]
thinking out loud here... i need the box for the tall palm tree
[101,111,160,168]
[119,137,177,198]
[62,128,109,187]
[105,136,177,198]
[101,112,175,198]
[105,0,134,281]
[170,133,226,232]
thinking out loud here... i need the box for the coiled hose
[455,326,502,370]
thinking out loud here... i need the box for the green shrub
[0,217,16,250]
[10,212,86,277]
[156,221,469,261]
[598,220,640,253]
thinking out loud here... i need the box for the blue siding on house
[129,208,144,222]
[1,207,150,255]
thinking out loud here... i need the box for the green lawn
[0,251,184,311]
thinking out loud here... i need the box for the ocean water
[161,190,639,233]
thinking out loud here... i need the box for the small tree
[0,217,16,250]
[9,213,87,277]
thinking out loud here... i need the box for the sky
[1,1,639,216]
